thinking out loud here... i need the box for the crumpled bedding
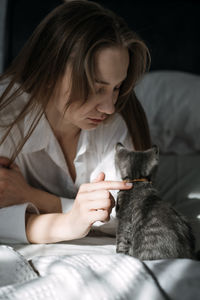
[0,244,167,300]
[0,242,200,300]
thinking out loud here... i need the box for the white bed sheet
[13,235,116,260]
[1,238,200,300]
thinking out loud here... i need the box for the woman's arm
[26,187,62,213]
[26,172,133,244]
[26,212,74,244]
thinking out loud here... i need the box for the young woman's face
[56,46,130,130]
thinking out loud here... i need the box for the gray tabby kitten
[115,143,195,260]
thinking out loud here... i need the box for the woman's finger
[89,209,110,224]
[87,198,113,211]
[10,162,20,171]
[91,172,105,183]
[0,167,9,179]
[77,189,110,202]
[79,180,132,193]
[0,157,11,168]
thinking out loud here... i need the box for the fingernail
[125,182,133,187]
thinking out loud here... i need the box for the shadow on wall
[0,0,63,73]
[92,0,200,74]
[0,0,8,73]
[1,0,200,74]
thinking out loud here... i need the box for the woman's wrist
[26,212,80,244]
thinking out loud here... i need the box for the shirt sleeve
[0,203,39,244]
[60,197,74,213]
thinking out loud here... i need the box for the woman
[0,0,151,244]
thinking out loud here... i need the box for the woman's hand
[66,172,132,239]
[0,156,62,213]
[26,172,133,244]
[0,156,32,208]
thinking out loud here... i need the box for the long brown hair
[0,0,151,164]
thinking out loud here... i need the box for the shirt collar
[21,109,91,162]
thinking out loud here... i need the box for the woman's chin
[82,123,99,130]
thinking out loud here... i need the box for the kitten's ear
[115,142,125,151]
[145,145,159,157]
[152,145,159,156]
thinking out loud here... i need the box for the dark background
[2,0,200,74]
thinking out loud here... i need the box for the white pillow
[135,71,200,249]
[156,154,200,250]
[135,71,200,154]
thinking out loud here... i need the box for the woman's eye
[114,86,121,92]
[95,87,105,94]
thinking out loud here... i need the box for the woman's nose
[96,95,116,115]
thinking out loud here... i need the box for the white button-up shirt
[0,80,133,243]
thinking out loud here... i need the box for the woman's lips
[88,117,105,123]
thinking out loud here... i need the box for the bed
[1,1,200,299]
